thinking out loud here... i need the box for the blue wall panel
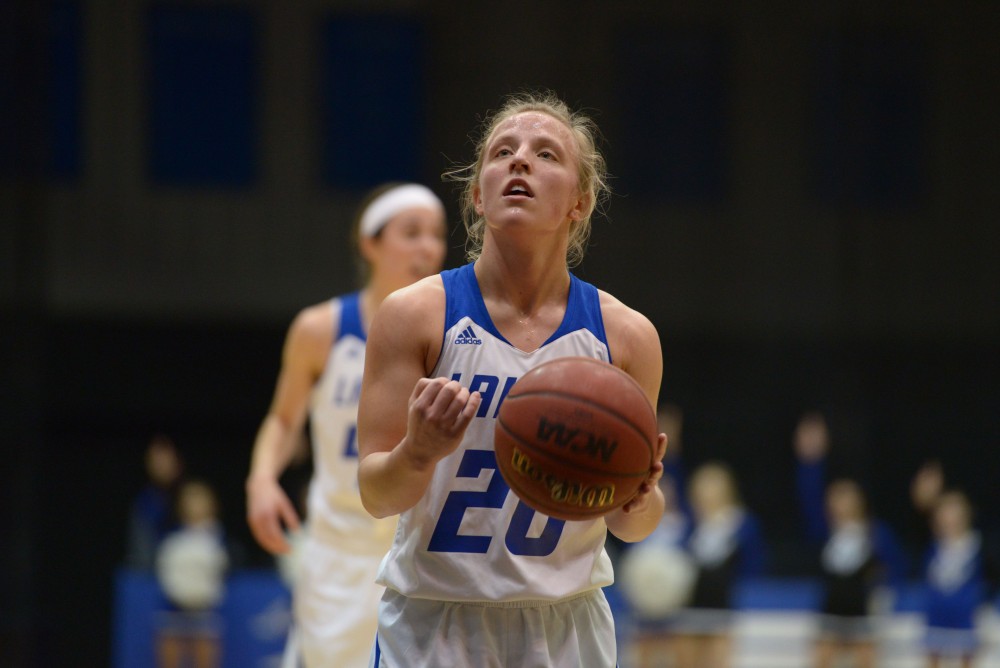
[810,30,927,210]
[321,15,425,190]
[613,28,731,203]
[148,6,258,187]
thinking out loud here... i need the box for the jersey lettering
[450,372,519,419]
[427,449,507,553]
[332,375,363,407]
[427,449,564,556]
[343,424,358,458]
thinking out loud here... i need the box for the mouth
[502,179,533,198]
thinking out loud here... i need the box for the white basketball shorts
[369,588,617,668]
[294,534,386,668]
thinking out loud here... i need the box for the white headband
[359,184,445,238]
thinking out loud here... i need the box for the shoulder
[368,276,446,369]
[598,290,662,392]
[284,299,337,370]
[378,276,445,324]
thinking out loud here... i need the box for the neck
[359,277,402,330]
[475,231,571,316]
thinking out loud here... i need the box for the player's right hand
[246,476,301,554]
[402,377,481,468]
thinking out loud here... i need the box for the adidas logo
[454,325,483,345]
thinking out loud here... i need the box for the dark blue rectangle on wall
[148,6,258,187]
[0,2,26,180]
[321,15,425,190]
[613,28,731,203]
[809,30,927,210]
[0,0,82,181]
[50,0,83,180]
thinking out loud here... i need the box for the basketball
[494,357,657,521]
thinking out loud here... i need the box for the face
[827,481,865,524]
[178,483,217,526]
[691,468,732,518]
[363,206,447,288]
[473,112,587,234]
[933,496,970,539]
[146,439,182,488]
[658,406,683,449]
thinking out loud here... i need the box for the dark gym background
[1,1,997,666]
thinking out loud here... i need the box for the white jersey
[377,263,616,602]
[308,293,395,552]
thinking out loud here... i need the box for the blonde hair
[444,91,609,267]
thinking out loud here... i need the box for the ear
[473,184,484,216]
[568,189,591,222]
[359,234,378,264]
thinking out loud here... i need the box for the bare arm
[357,279,481,518]
[600,293,667,543]
[246,304,333,553]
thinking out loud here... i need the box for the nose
[509,150,530,173]
[418,231,444,257]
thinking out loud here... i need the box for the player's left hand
[620,433,668,514]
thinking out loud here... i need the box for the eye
[400,222,421,239]
[496,147,512,157]
[539,150,556,161]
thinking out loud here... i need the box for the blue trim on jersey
[440,263,609,357]
[337,291,366,342]
[372,633,381,666]
[442,264,497,339]
[542,272,607,350]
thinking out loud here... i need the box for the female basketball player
[357,92,667,667]
[246,183,447,667]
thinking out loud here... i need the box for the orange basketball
[494,357,657,521]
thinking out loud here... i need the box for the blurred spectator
[912,461,946,515]
[922,490,986,668]
[619,471,695,667]
[125,434,184,570]
[608,402,689,567]
[906,460,946,562]
[672,462,766,668]
[659,402,691,518]
[155,479,229,668]
[617,403,695,666]
[793,412,906,668]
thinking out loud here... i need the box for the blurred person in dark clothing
[794,412,906,668]
[672,462,766,668]
[126,434,184,570]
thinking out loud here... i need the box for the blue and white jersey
[308,293,395,552]
[925,532,985,630]
[377,262,617,603]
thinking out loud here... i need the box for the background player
[357,91,667,667]
[245,183,447,667]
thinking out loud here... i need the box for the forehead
[488,111,576,149]
[383,206,446,230]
